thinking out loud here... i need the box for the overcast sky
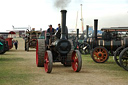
[0,0,128,32]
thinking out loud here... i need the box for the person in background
[56,23,61,31]
[14,40,18,50]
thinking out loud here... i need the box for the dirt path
[0,38,128,85]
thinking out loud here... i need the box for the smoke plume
[54,0,71,9]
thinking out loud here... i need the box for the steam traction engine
[78,26,91,55]
[0,31,15,54]
[36,10,82,73]
[117,43,128,71]
[113,32,128,71]
[0,39,8,54]
[86,19,128,65]
[25,29,41,51]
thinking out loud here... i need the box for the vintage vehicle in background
[85,20,128,63]
[78,26,91,55]
[78,25,103,55]
[68,29,83,50]
[0,31,15,54]
[80,19,128,71]
[111,28,128,71]
[36,10,82,73]
[0,39,8,54]
[24,28,41,51]
[68,29,90,55]
[118,45,128,71]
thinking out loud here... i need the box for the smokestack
[86,25,89,38]
[94,19,98,40]
[77,29,79,39]
[60,10,67,39]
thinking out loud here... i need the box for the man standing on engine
[46,25,55,48]
[47,24,55,35]
[56,23,61,31]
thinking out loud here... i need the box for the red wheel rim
[93,48,108,62]
[36,40,38,66]
[44,52,49,72]
[72,51,78,71]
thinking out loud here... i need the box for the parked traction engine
[117,42,128,71]
[0,39,9,54]
[0,32,12,54]
[113,34,128,71]
[25,30,41,51]
[78,26,91,55]
[86,19,128,64]
[36,10,82,73]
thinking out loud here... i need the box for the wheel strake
[44,51,53,73]
[71,50,82,72]
[36,39,45,67]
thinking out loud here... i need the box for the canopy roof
[101,27,128,32]
[0,31,16,34]
[9,31,16,34]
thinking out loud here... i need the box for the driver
[46,25,55,46]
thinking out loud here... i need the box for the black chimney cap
[60,10,67,12]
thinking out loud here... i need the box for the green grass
[82,54,128,78]
[0,54,32,85]
[0,49,128,85]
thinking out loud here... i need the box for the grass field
[0,38,128,85]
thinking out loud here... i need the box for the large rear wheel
[114,46,124,67]
[36,39,45,67]
[119,47,128,71]
[71,50,82,72]
[44,50,53,73]
[91,46,109,63]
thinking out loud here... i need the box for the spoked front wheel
[44,50,53,73]
[91,46,109,63]
[119,47,128,71]
[71,50,82,72]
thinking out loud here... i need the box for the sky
[0,0,128,32]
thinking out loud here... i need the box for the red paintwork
[36,40,38,66]
[44,52,49,72]
[72,51,78,71]
[5,38,13,49]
